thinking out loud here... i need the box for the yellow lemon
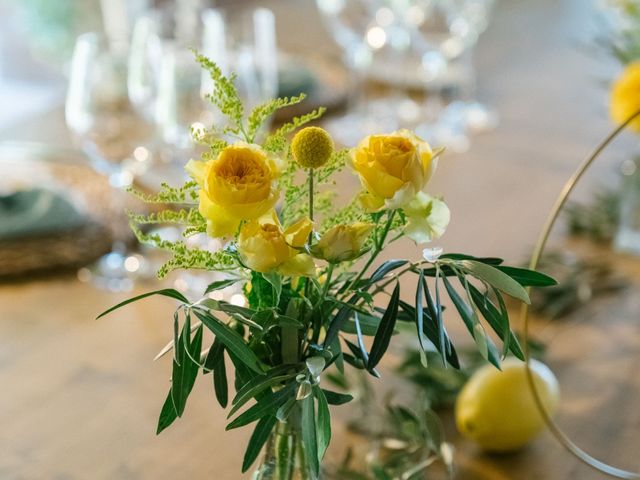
[455,358,560,452]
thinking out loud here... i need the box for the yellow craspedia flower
[238,214,315,276]
[291,126,334,169]
[611,61,640,132]
[351,129,437,210]
[314,222,374,263]
[185,142,282,238]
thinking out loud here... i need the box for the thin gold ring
[521,108,640,479]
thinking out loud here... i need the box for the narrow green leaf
[467,283,524,361]
[442,275,501,368]
[353,313,369,365]
[340,313,381,336]
[415,269,428,353]
[323,294,358,348]
[313,386,331,463]
[203,338,224,373]
[368,282,400,370]
[458,260,531,304]
[171,320,203,417]
[192,309,264,374]
[397,300,459,368]
[226,383,296,430]
[204,278,240,295]
[494,266,557,287]
[440,253,503,264]
[229,368,296,418]
[213,348,228,408]
[301,394,320,477]
[241,415,277,473]
[156,390,178,434]
[262,271,282,303]
[322,389,353,405]
[96,288,189,319]
[367,259,409,284]
[423,278,446,366]
[494,287,511,359]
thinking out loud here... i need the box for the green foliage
[98,54,560,477]
[247,93,307,142]
[264,107,326,153]
[605,0,640,64]
[127,181,199,204]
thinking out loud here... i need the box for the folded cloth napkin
[0,188,86,240]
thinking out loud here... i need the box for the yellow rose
[238,215,315,276]
[185,143,282,237]
[403,192,450,244]
[611,61,640,132]
[351,130,437,210]
[314,222,374,263]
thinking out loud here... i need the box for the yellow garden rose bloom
[185,143,282,237]
[314,222,374,263]
[403,192,450,244]
[238,215,315,276]
[611,61,640,132]
[351,130,437,210]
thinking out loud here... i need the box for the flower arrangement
[99,54,556,479]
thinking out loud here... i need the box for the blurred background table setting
[1,0,640,479]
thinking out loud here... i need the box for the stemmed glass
[408,0,497,151]
[66,32,155,290]
[317,0,496,151]
[126,6,278,298]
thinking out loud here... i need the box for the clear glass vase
[253,418,318,480]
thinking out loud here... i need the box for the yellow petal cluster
[611,61,640,132]
[351,129,436,210]
[314,222,374,263]
[186,143,282,238]
[238,214,315,276]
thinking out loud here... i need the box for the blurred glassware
[407,0,498,151]
[66,32,155,290]
[316,0,497,151]
[129,5,277,164]
[614,157,640,255]
[315,0,395,145]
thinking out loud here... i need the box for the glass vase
[253,417,318,480]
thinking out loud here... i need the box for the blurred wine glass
[407,0,498,151]
[66,32,155,290]
[316,0,397,145]
[128,5,277,165]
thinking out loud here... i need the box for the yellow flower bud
[238,216,315,276]
[314,222,374,263]
[291,127,334,169]
[611,61,640,132]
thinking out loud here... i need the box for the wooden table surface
[2,0,640,479]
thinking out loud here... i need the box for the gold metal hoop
[521,108,640,479]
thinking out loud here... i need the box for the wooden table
[2,0,639,478]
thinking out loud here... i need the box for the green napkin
[0,188,86,240]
